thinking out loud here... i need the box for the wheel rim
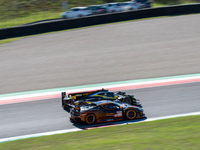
[124,99,130,104]
[88,116,94,122]
[127,110,136,119]
[86,114,95,124]
[124,97,131,104]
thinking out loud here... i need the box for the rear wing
[61,92,66,108]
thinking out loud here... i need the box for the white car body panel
[103,3,123,13]
[120,1,142,11]
[61,7,92,19]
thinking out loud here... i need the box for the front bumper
[136,112,146,119]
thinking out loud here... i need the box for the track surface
[0,14,200,94]
[0,14,200,140]
[0,82,200,139]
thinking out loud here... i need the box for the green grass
[0,37,19,44]
[1,115,200,150]
[0,11,61,29]
[152,0,200,7]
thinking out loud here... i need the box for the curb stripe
[0,74,200,105]
[1,73,200,98]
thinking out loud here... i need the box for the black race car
[61,89,142,110]
[70,100,145,124]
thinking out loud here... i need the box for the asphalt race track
[0,14,200,94]
[0,82,200,139]
[0,14,200,139]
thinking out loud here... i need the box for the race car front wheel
[126,109,137,120]
[85,114,96,124]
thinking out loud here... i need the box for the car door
[67,8,75,18]
[101,103,123,121]
[73,9,80,18]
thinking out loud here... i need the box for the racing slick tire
[85,113,96,124]
[122,96,132,105]
[126,109,137,120]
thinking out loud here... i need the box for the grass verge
[1,115,199,150]
[0,11,61,29]
[152,0,199,7]
[0,38,20,44]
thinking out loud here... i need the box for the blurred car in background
[119,1,143,11]
[133,0,151,8]
[102,3,123,13]
[62,89,142,111]
[87,5,107,15]
[60,7,92,19]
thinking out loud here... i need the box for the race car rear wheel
[85,114,96,124]
[122,96,132,105]
[126,109,137,120]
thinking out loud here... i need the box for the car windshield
[119,3,130,6]
[89,91,106,97]
[112,101,130,108]
[103,4,109,7]
[68,8,79,12]
[69,8,86,12]
[135,0,146,2]
[88,6,98,10]
[103,3,117,7]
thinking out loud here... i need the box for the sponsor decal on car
[114,111,123,117]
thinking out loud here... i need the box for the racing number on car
[114,111,122,117]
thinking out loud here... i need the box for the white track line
[0,112,199,143]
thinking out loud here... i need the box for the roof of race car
[91,100,125,106]
[68,89,108,96]
[87,90,111,96]
[79,100,133,111]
